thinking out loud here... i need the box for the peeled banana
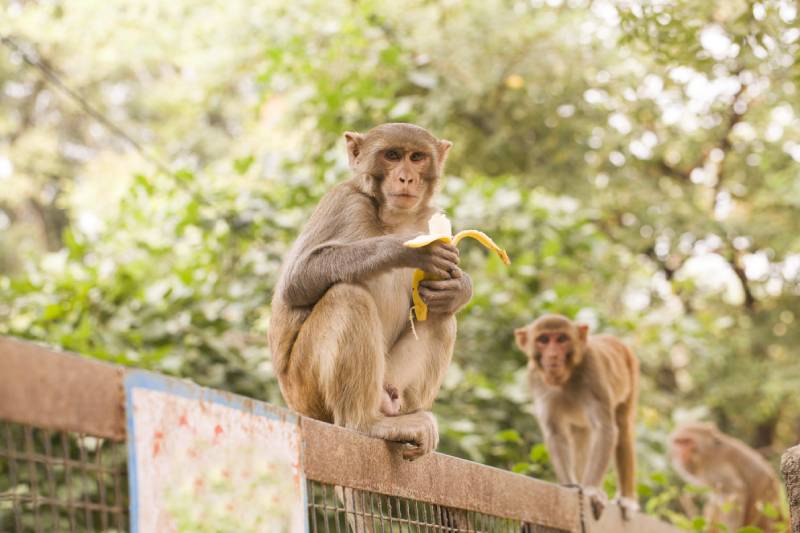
[403,214,510,321]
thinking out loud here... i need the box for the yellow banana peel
[403,213,510,321]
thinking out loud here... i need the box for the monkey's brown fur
[269,123,471,460]
[670,422,786,532]
[515,314,640,519]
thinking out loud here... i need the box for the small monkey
[269,123,472,462]
[514,314,640,519]
[670,422,785,533]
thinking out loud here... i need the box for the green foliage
[1,0,799,526]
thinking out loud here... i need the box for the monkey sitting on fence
[269,123,471,461]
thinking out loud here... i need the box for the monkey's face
[531,329,579,386]
[344,124,453,213]
[670,434,697,469]
[378,146,436,211]
[515,315,589,388]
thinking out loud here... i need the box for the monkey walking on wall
[515,314,640,520]
[670,422,786,533]
[269,123,472,461]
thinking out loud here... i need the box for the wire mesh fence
[0,420,571,533]
[0,420,128,532]
[306,479,570,533]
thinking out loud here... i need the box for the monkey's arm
[581,396,617,487]
[539,412,579,485]
[281,235,408,307]
[705,466,748,531]
[281,234,460,308]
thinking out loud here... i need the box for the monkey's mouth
[388,193,420,208]
[541,364,569,386]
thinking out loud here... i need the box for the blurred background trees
[1,0,798,526]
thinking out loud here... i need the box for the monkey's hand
[613,497,639,521]
[368,411,439,461]
[402,240,460,280]
[583,486,608,520]
[419,269,472,315]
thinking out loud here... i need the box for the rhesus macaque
[670,422,785,533]
[514,314,640,520]
[269,123,472,461]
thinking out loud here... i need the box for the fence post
[782,444,800,533]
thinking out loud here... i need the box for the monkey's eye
[384,150,402,161]
[410,152,427,161]
[536,335,549,344]
[557,334,569,343]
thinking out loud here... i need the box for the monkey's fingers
[584,487,608,520]
[613,497,639,521]
[432,246,460,267]
[419,278,462,291]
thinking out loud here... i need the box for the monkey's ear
[437,139,453,163]
[577,323,589,343]
[344,131,364,169]
[436,140,453,174]
[514,327,529,351]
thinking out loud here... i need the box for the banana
[404,214,510,321]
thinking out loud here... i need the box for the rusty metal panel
[301,417,582,532]
[0,337,125,441]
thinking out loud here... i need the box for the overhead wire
[0,34,173,175]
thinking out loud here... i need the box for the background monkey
[514,314,640,519]
[670,422,786,532]
[269,123,472,461]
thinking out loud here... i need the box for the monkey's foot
[583,486,608,520]
[613,497,640,520]
[368,411,439,461]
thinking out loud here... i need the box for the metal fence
[0,336,684,533]
[0,421,128,532]
[305,480,568,533]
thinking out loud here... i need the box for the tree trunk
[781,445,800,533]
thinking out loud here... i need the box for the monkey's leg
[288,283,386,429]
[385,315,456,410]
[612,401,639,518]
[380,315,456,461]
[614,401,637,497]
[288,283,393,533]
[290,283,441,461]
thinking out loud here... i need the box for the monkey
[269,123,472,462]
[514,314,640,520]
[669,422,786,533]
